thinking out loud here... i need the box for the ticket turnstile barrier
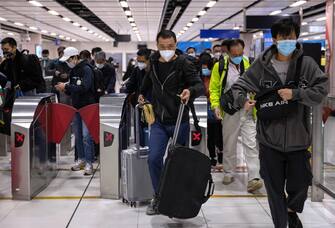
[100,94,127,199]
[189,96,208,156]
[11,94,58,200]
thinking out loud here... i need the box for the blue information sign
[200,29,240,39]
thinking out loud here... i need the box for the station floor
[0,154,335,228]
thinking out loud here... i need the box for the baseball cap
[59,47,79,62]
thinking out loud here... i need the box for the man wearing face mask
[138,30,203,215]
[55,47,96,176]
[95,51,116,94]
[231,18,328,228]
[212,44,223,62]
[209,39,263,193]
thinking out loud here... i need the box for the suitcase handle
[204,176,215,198]
[135,104,148,158]
[171,101,186,146]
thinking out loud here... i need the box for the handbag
[255,55,303,121]
[142,103,155,125]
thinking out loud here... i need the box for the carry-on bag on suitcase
[121,104,153,207]
[157,101,215,219]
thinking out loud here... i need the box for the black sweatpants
[259,144,313,228]
[207,121,223,163]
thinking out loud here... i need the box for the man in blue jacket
[55,47,96,175]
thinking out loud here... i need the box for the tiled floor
[0,155,335,228]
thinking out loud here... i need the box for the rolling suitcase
[157,102,215,219]
[121,104,153,207]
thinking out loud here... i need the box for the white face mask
[137,62,147,70]
[159,50,175,62]
[96,63,104,69]
[188,53,196,58]
[214,52,222,59]
[66,61,75,69]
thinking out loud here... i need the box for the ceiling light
[187,22,193,27]
[314,36,321,39]
[198,10,206,16]
[130,23,136,27]
[316,16,326,22]
[301,32,309,36]
[303,38,309,41]
[290,1,307,7]
[106,39,110,42]
[62,17,71,22]
[0,17,7,21]
[301,21,308,25]
[88,30,94,34]
[128,17,135,22]
[41,30,48,34]
[94,33,98,36]
[29,26,37,30]
[120,0,128,8]
[59,35,64,38]
[125,10,132,16]
[48,10,59,16]
[14,22,24,26]
[269,10,282,15]
[192,17,199,22]
[183,27,188,31]
[133,27,138,31]
[50,32,57,36]
[166,6,182,29]
[7,32,14,36]
[66,37,71,40]
[28,1,43,7]
[233,26,240,30]
[98,35,102,38]
[81,26,88,31]
[72,22,80,27]
[180,30,185,34]
[206,1,217,8]
[71,39,77,42]
[205,39,209,42]
[134,30,139,34]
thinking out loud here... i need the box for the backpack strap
[188,102,201,131]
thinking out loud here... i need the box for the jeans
[73,113,94,164]
[148,120,190,194]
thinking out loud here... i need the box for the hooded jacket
[140,51,204,124]
[231,44,328,152]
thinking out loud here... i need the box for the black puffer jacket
[140,52,204,124]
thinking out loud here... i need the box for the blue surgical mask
[277,40,297,56]
[231,56,243,65]
[202,68,211,76]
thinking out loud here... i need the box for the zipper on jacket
[284,117,287,152]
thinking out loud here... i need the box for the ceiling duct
[159,0,191,31]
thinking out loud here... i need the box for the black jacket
[100,63,116,93]
[51,61,71,87]
[125,66,149,106]
[65,60,96,109]
[140,52,204,124]
[0,50,45,93]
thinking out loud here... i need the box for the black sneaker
[146,197,159,216]
[288,212,303,228]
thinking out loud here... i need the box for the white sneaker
[222,173,235,185]
[71,160,85,171]
[84,163,93,176]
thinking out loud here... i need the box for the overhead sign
[246,15,300,30]
[200,29,240,39]
[177,41,211,54]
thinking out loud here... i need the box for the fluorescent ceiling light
[88,30,94,34]
[314,36,321,39]
[94,33,98,36]
[66,37,71,40]
[59,35,64,38]
[316,16,326,22]
[130,23,136,27]
[183,27,188,31]
[128,17,135,22]
[81,26,88,31]
[71,39,77,42]
[72,22,80,27]
[233,26,240,30]
[0,17,7,21]
[270,10,282,15]
[187,22,193,27]
[120,0,128,8]
[301,32,309,36]
[301,21,308,25]
[198,10,206,16]
[98,35,102,38]
[50,32,57,36]
[28,1,43,7]
[125,10,132,16]
[29,26,37,30]
[133,27,138,30]
[192,17,199,22]
[7,32,14,36]
[303,38,309,41]
[14,22,24,26]
[48,10,59,16]
[206,1,217,8]
[134,31,139,34]
[106,39,110,42]
[62,17,71,22]
[290,1,307,7]
[205,39,209,42]
[166,6,182,29]
[180,30,185,34]
[41,30,48,34]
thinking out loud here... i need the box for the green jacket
[209,55,255,118]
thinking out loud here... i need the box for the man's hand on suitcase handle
[138,94,145,105]
[178,89,190,104]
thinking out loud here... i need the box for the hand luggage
[157,101,215,219]
[121,104,153,207]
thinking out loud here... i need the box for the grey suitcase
[121,104,153,207]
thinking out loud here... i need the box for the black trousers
[259,144,313,228]
[207,121,223,163]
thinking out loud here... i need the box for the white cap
[59,47,79,62]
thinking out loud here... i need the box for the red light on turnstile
[104,131,114,147]
[191,131,202,146]
[14,132,25,148]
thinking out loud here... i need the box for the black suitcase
[157,102,215,219]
